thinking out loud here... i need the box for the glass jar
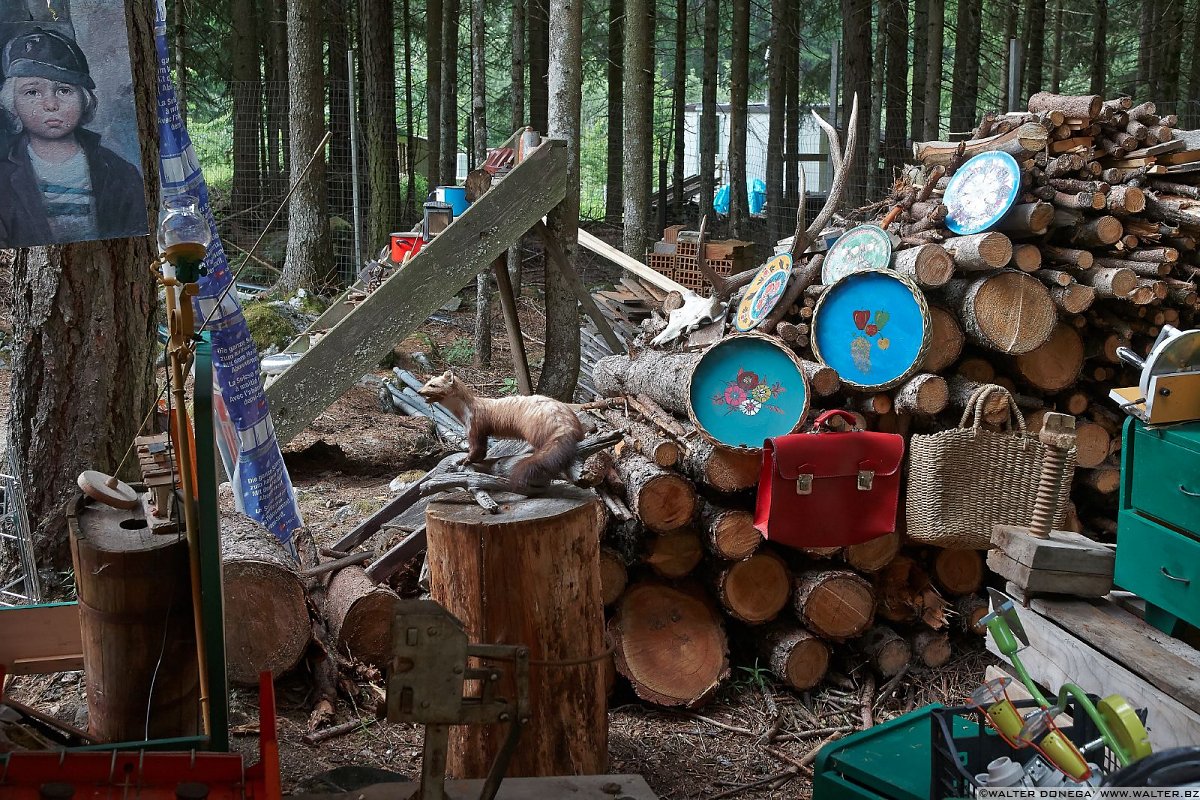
[157,194,211,281]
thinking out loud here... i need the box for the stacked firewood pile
[579,92,1198,708]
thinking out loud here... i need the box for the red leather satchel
[754,410,905,548]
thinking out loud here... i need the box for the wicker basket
[905,385,1075,549]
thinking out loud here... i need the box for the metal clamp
[1161,567,1191,585]
[796,474,813,495]
[857,470,874,491]
[1180,484,1200,498]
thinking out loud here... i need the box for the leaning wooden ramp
[266,139,568,445]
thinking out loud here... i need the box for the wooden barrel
[68,493,199,742]
[426,488,607,778]
[687,332,810,450]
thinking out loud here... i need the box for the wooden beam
[576,228,688,294]
[266,140,569,444]
[533,220,627,354]
[492,255,533,394]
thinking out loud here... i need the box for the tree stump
[757,622,829,691]
[222,513,310,686]
[611,581,729,707]
[325,565,403,668]
[426,489,607,778]
[792,569,875,640]
[68,495,199,742]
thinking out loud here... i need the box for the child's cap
[2,28,95,90]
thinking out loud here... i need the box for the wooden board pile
[577,91,1199,708]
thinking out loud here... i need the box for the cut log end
[793,569,875,640]
[717,551,792,624]
[931,548,985,596]
[644,528,704,579]
[702,505,763,560]
[759,623,830,692]
[855,625,912,678]
[843,531,901,573]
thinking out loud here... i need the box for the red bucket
[390,232,424,263]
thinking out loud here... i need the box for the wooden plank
[1030,597,1200,710]
[991,524,1115,573]
[0,602,84,676]
[987,600,1200,749]
[577,228,688,294]
[364,525,427,583]
[266,140,569,444]
[986,551,1113,596]
[533,220,627,355]
[492,256,533,395]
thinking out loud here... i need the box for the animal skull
[651,290,727,347]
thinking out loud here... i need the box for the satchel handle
[812,409,861,432]
[958,384,1027,434]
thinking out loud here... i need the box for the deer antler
[790,93,859,259]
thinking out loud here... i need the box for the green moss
[242,301,299,352]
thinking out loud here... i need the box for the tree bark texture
[727,0,750,238]
[427,491,607,777]
[767,0,787,245]
[923,0,944,139]
[440,0,461,186]
[623,0,654,256]
[1021,0,1046,103]
[842,0,872,206]
[280,0,333,293]
[699,0,719,220]
[426,0,443,189]
[672,0,686,216]
[325,565,403,668]
[867,2,884,199]
[949,0,982,135]
[9,0,159,566]
[757,622,829,691]
[910,0,928,144]
[883,0,908,179]
[471,0,493,369]
[605,0,624,222]
[327,0,352,217]
[528,0,549,131]
[539,0,584,400]
[174,0,187,127]
[1049,0,1063,92]
[1090,0,1107,96]
[402,0,417,210]
[361,0,401,251]
[793,569,875,640]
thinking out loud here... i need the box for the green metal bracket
[194,334,230,752]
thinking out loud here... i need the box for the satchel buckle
[796,474,814,495]
[857,470,874,490]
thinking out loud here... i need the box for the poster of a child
[0,0,147,248]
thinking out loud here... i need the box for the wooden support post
[426,489,607,778]
[491,255,533,394]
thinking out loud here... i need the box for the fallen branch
[301,715,377,746]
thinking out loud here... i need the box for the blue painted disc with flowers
[943,151,1021,235]
[821,224,894,285]
[811,270,930,391]
[689,334,810,450]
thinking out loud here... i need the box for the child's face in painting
[13,77,83,142]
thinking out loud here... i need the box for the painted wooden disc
[943,151,1022,235]
[811,270,930,391]
[821,225,894,285]
[735,253,792,331]
[688,333,810,450]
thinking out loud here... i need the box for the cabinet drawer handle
[1161,567,1191,585]
[1181,484,1200,498]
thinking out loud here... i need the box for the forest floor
[0,264,993,799]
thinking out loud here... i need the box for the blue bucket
[436,186,469,216]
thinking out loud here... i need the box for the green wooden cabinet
[1116,417,1200,635]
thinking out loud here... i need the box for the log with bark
[701,501,762,559]
[853,625,912,677]
[610,449,698,533]
[792,569,875,641]
[713,549,792,624]
[757,622,830,691]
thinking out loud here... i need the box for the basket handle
[959,384,1027,434]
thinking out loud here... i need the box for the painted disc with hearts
[943,151,1021,235]
[811,270,930,391]
[735,253,792,331]
[688,332,810,450]
[820,225,894,285]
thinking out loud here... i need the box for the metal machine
[1111,325,1200,424]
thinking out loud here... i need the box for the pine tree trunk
[1160,0,1184,105]
[1189,0,1200,127]
[1090,0,1107,95]
[540,0,583,400]
[327,0,352,218]
[699,0,719,220]
[1022,0,1046,103]
[999,0,1017,112]
[923,0,943,139]
[1136,0,1154,97]
[672,0,686,216]
[231,0,262,232]
[528,0,549,131]
[1049,0,1063,92]
[950,0,982,135]
[623,0,654,256]
[361,0,401,252]
[280,0,334,293]
[472,0,493,368]
[783,0,800,209]
[728,0,750,238]
[402,0,417,210]
[440,0,461,186]
[884,0,908,180]
[426,0,443,189]
[8,0,159,567]
[842,0,872,205]
[767,0,787,245]
[509,0,527,292]
[266,0,290,198]
[867,6,884,199]
[605,0,624,222]
[910,0,928,144]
